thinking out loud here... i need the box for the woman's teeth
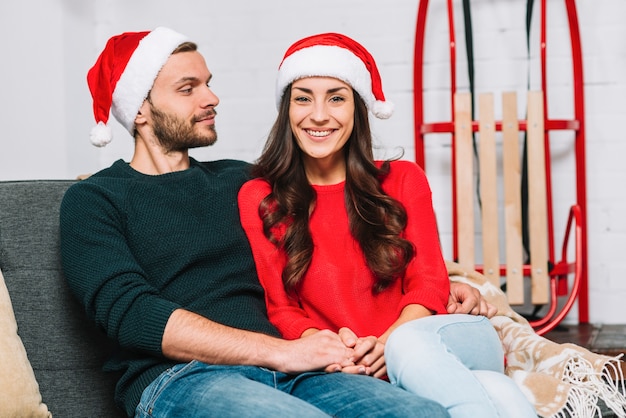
[306,129,332,137]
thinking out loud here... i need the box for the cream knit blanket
[446,260,626,418]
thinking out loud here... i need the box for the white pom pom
[90,122,113,147]
[371,100,394,119]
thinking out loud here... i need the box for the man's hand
[278,329,358,374]
[162,310,358,375]
[447,282,497,318]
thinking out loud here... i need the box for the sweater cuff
[120,297,181,355]
[276,316,320,340]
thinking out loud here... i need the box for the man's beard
[150,104,218,153]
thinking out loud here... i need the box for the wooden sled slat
[502,92,524,305]
[478,93,500,288]
[454,92,475,271]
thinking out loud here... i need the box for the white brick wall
[0,0,623,324]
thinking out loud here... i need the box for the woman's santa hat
[276,32,394,119]
[87,27,189,147]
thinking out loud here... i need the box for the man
[60,27,491,417]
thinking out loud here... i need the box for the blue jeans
[386,315,537,418]
[135,361,449,417]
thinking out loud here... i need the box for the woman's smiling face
[289,76,355,182]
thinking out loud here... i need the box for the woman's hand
[353,336,387,378]
[337,327,387,378]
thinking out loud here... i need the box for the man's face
[143,51,219,152]
[149,100,217,152]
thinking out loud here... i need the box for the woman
[238,32,536,418]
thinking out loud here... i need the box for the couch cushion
[0,267,51,417]
[0,180,124,417]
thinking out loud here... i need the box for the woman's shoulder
[239,178,272,204]
[241,177,271,191]
[380,159,427,179]
[378,160,431,197]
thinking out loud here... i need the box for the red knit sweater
[238,160,449,340]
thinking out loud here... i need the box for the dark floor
[544,323,626,378]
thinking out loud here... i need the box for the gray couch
[0,180,125,417]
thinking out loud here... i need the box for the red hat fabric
[276,33,394,119]
[87,27,189,147]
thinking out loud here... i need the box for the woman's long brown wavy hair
[252,85,414,294]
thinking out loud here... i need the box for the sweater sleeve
[60,181,179,356]
[238,179,318,339]
[387,161,449,315]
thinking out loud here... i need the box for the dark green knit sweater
[60,158,280,416]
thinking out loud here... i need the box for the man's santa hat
[276,32,394,119]
[87,27,189,147]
